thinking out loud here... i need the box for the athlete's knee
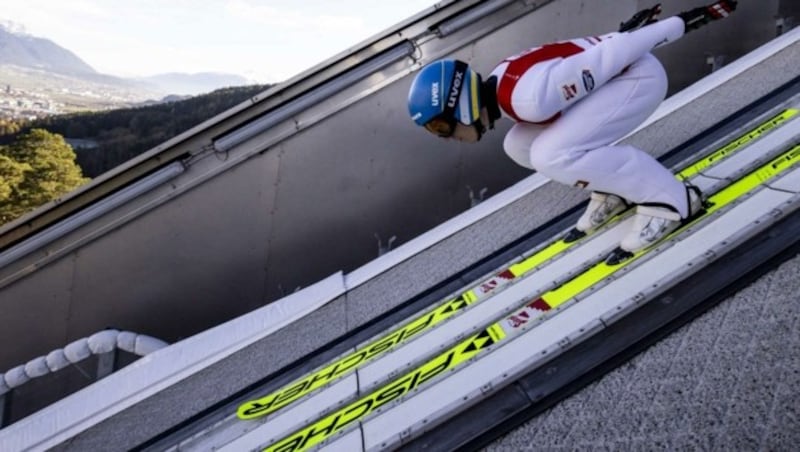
[630,53,668,94]
[528,143,566,174]
[503,127,536,169]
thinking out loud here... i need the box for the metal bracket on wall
[775,17,796,36]
[375,233,397,257]
[468,186,489,207]
[706,53,726,73]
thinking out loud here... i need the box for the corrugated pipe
[0,330,168,395]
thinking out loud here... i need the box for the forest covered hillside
[2,84,270,177]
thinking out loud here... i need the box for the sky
[0,0,440,83]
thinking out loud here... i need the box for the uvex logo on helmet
[447,70,465,108]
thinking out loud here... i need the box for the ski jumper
[492,17,690,216]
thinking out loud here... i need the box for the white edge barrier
[0,272,346,452]
[344,26,800,291]
[0,330,168,395]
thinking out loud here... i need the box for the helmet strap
[441,60,469,125]
[473,119,486,140]
[482,75,502,130]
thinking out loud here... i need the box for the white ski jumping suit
[492,17,690,216]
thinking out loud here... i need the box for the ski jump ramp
[1,1,800,450]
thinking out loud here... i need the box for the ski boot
[563,192,630,243]
[619,4,662,32]
[607,184,705,265]
[678,0,738,32]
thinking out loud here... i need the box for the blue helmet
[407,59,483,136]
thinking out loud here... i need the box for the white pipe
[0,330,168,395]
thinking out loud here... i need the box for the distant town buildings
[0,71,155,121]
[0,85,62,120]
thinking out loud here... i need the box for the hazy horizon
[0,0,439,83]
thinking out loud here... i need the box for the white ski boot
[609,185,704,264]
[564,192,630,243]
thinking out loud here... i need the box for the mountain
[0,22,257,116]
[0,21,251,95]
[137,72,253,96]
[0,23,96,75]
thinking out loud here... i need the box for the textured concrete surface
[486,252,800,451]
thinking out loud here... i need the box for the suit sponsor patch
[582,69,595,92]
[562,83,578,101]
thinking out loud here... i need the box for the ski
[264,141,800,452]
[236,108,797,421]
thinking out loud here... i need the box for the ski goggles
[423,115,457,137]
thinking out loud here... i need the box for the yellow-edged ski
[238,108,798,421]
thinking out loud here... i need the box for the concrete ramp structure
[1,1,799,450]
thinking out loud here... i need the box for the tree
[0,153,30,202]
[0,118,23,136]
[0,129,89,225]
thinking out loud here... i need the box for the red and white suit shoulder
[489,35,612,124]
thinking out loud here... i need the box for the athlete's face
[449,123,480,143]
[444,108,491,144]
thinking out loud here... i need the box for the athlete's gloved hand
[678,0,738,32]
[619,4,662,32]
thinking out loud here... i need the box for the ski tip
[605,247,634,266]
[562,228,586,243]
